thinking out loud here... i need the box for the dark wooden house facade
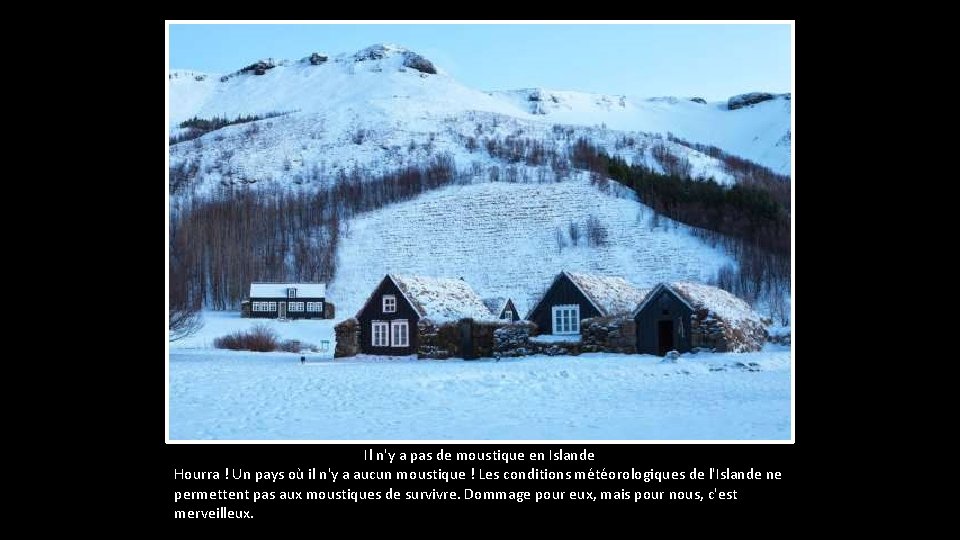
[632,284,693,355]
[354,274,496,357]
[242,282,328,320]
[526,271,648,335]
[483,298,521,322]
[633,282,767,355]
[355,275,421,356]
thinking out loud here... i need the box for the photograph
[167,21,793,441]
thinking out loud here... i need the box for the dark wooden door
[657,320,674,356]
[460,319,475,359]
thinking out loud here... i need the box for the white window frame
[306,301,319,312]
[289,302,305,312]
[372,321,389,347]
[288,288,297,298]
[252,302,261,312]
[552,304,580,335]
[383,295,397,313]
[267,301,277,311]
[391,320,409,348]
[501,309,513,321]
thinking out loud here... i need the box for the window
[289,302,305,312]
[501,309,513,321]
[552,304,580,335]
[288,288,297,298]
[383,295,397,313]
[267,302,276,311]
[372,321,389,347]
[252,302,262,311]
[391,320,409,347]
[306,302,322,312]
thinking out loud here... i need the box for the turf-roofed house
[633,282,767,355]
[526,271,648,336]
[336,274,502,359]
[241,282,332,319]
[482,297,522,323]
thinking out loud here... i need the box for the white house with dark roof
[242,282,329,319]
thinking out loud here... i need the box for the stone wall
[494,323,537,357]
[580,316,636,354]
[334,318,359,358]
[418,319,506,359]
[689,309,766,353]
[416,320,457,359]
[494,323,583,356]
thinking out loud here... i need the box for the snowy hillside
[492,88,791,174]
[169,43,791,190]
[168,106,741,198]
[329,175,732,318]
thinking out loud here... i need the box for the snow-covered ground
[169,346,790,440]
[172,311,336,354]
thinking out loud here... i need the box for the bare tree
[585,215,608,247]
[169,309,203,342]
[555,226,565,254]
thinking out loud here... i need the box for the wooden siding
[634,287,693,355]
[356,276,419,355]
[527,274,601,334]
[500,299,520,321]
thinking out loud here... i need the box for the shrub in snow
[214,324,279,352]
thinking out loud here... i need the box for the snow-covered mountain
[169,44,791,320]
[169,43,791,196]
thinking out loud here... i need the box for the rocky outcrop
[309,52,328,65]
[727,92,788,110]
[401,51,437,74]
[351,45,437,75]
[240,60,276,76]
[689,97,707,104]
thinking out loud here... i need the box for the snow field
[169,347,790,440]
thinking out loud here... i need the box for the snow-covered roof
[250,282,325,298]
[390,275,494,323]
[633,282,762,327]
[482,297,517,316]
[564,271,649,317]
